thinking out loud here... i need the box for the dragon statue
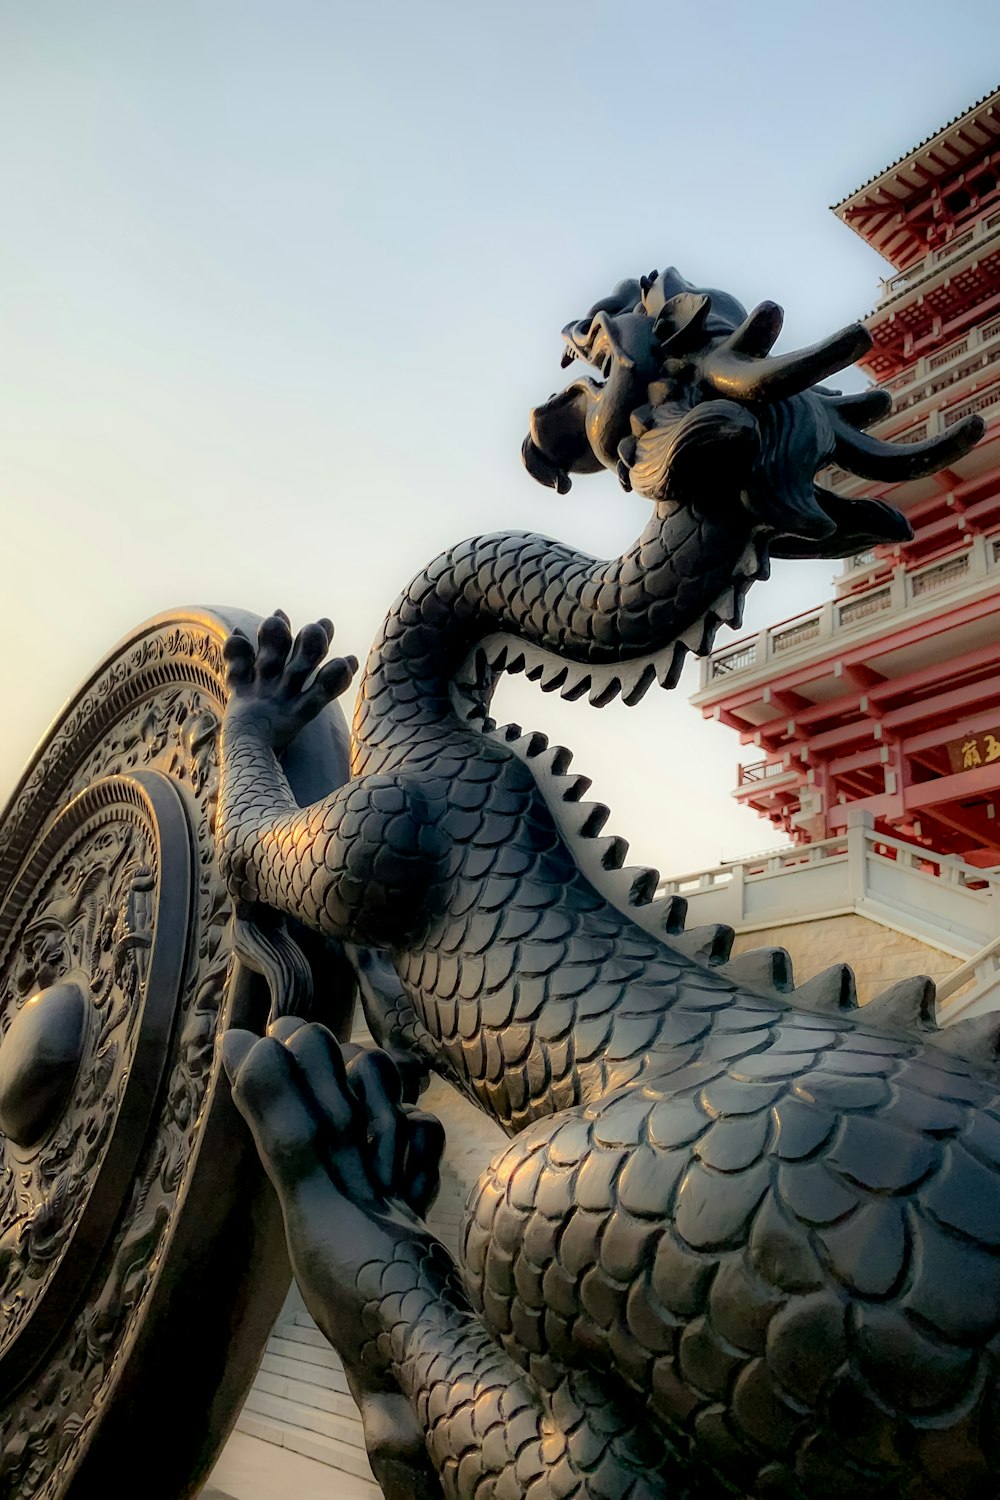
[218,269,999,1500]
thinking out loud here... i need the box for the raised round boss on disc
[0,607,352,1500]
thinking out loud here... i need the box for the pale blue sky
[1,3,998,873]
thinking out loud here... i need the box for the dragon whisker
[832,410,985,482]
[826,388,893,429]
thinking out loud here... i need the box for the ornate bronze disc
[0,609,351,1500]
[0,772,193,1391]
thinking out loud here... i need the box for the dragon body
[219,272,999,1500]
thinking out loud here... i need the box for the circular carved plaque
[0,609,351,1500]
[0,773,191,1389]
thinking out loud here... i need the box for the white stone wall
[730,910,971,1004]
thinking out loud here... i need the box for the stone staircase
[237,1292,379,1495]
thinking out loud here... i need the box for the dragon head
[523,268,985,559]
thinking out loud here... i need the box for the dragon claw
[223,613,357,750]
[225,1022,442,1222]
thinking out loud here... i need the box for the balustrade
[858,289,1000,421]
[837,587,892,627]
[879,213,1000,300]
[704,532,1000,686]
[657,826,1000,955]
[738,759,792,785]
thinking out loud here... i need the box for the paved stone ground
[202,1430,376,1500]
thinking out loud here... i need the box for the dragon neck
[353,504,767,772]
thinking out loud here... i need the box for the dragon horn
[832,411,985,482]
[703,317,873,402]
[724,300,785,357]
[653,293,712,354]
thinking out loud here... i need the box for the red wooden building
[694,87,1000,868]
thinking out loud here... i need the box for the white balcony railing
[880,311,1000,406]
[658,825,1000,958]
[878,212,1000,302]
[738,758,794,785]
[700,531,1000,690]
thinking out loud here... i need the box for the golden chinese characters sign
[947,730,1000,773]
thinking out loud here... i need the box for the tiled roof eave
[832,87,1000,213]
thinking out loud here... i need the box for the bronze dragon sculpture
[218,269,998,1500]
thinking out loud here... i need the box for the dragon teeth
[861,975,936,1035]
[621,663,656,707]
[713,587,738,628]
[930,1013,1000,1069]
[679,616,719,656]
[717,947,795,996]
[578,803,610,837]
[622,891,689,941]
[702,618,720,654]
[594,834,628,870]
[668,924,736,965]
[512,730,548,758]
[560,673,592,701]
[793,964,857,1014]
[658,642,688,689]
[654,893,688,934]
[621,866,659,905]
[589,676,622,708]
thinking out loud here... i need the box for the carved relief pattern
[0,624,226,894]
[0,816,155,1347]
[0,622,235,1500]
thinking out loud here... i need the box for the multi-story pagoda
[694,87,1000,868]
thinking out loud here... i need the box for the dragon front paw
[223,1017,445,1250]
[224,1022,449,1493]
[223,1018,448,1412]
[222,611,358,750]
